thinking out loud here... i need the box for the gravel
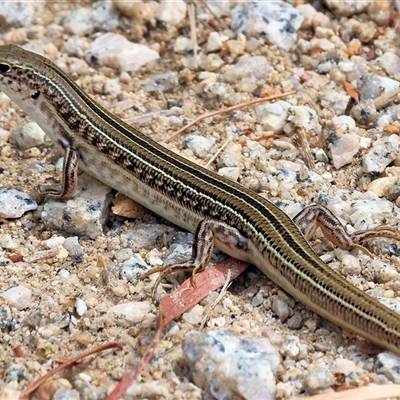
[2,0,400,398]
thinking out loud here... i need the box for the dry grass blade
[163,90,297,143]
[21,342,123,398]
[188,4,198,70]
[123,109,178,124]
[200,268,232,328]
[195,0,229,31]
[204,136,232,168]
[107,259,249,399]
[157,258,249,327]
[254,132,283,142]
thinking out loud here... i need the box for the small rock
[367,177,400,198]
[120,223,171,252]
[13,122,46,150]
[2,286,32,310]
[286,105,321,132]
[374,263,400,283]
[376,352,400,383]
[38,324,62,338]
[331,115,356,130]
[183,135,216,159]
[251,292,264,307]
[0,233,18,250]
[205,82,228,98]
[164,238,193,265]
[114,248,133,263]
[354,21,377,44]
[280,336,300,359]
[72,380,107,400]
[312,12,331,28]
[53,387,80,400]
[328,133,360,169]
[362,135,400,174]
[356,73,380,98]
[182,311,202,325]
[287,312,303,329]
[120,254,150,281]
[324,0,368,17]
[225,37,246,56]
[377,105,400,128]
[206,32,224,53]
[85,266,101,280]
[0,188,37,219]
[141,72,178,92]
[86,32,159,72]
[218,167,241,182]
[320,91,350,116]
[346,57,368,83]
[376,52,400,75]
[173,36,192,54]
[0,385,21,400]
[182,330,281,400]
[310,37,335,52]
[224,55,272,84]
[5,364,27,383]
[255,100,291,133]
[55,247,69,263]
[75,299,87,317]
[103,78,121,96]
[0,127,11,143]
[197,53,224,72]
[376,297,400,314]
[62,1,119,36]
[41,173,113,239]
[0,257,12,266]
[112,0,157,20]
[272,296,290,322]
[231,1,303,51]
[217,141,242,168]
[368,0,393,26]
[331,358,358,375]
[148,256,163,266]
[315,148,329,163]
[350,99,377,125]
[108,301,152,327]
[316,59,336,74]
[205,2,230,18]
[358,74,399,101]
[0,1,36,27]
[45,236,65,249]
[298,4,317,29]
[0,306,13,333]
[338,254,361,276]
[349,199,395,229]
[63,237,84,263]
[305,365,335,391]
[275,382,296,399]
[156,0,186,25]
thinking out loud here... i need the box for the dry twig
[21,342,123,399]
[188,4,198,70]
[163,90,297,143]
[204,136,232,168]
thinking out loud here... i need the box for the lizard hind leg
[294,204,400,257]
[141,219,252,300]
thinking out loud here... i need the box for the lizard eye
[31,91,40,100]
[0,63,10,73]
